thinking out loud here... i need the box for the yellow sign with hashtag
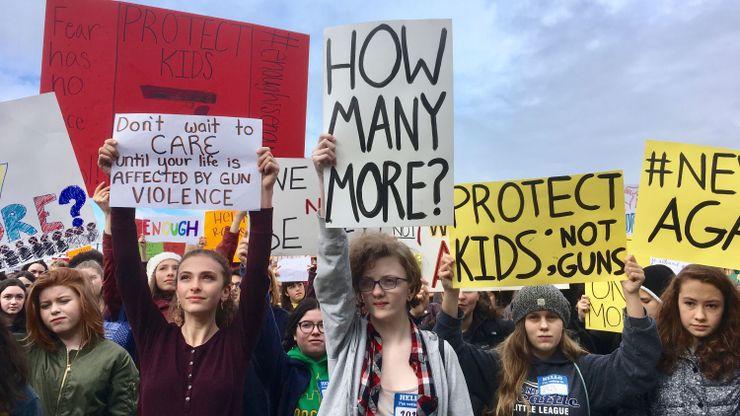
[632,140,740,270]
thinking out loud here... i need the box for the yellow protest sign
[631,141,740,270]
[585,281,625,333]
[203,211,247,263]
[451,171,626,288]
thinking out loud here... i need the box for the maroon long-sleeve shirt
[110,207,271,415]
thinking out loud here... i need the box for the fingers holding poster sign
[0,94,98,272]
[110,114,261,210]
[322,19,454,227]
[631,140,739,270]
[450,171,627,288]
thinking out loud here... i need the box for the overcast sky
[2,0,739,188]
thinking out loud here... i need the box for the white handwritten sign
[272,158,321,255]
[110,114,261,210]
[323,19,454,227]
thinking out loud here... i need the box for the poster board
[41,0,310,195]
[272,158,321,255]
[585,281,625,333]
[110,113,261,210]
[322,19,454,227]
[451,171,627,288]
[0,93,98,272]
[203,210,247,263]
[631,140,739,270]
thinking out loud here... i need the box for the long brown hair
[170,249,236,328]
[657,264,740,380]
[493,320,587,416]
[25,268,104,352]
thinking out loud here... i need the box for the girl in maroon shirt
[98,139,278,415]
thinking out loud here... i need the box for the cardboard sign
[203,210,247,263]
[272,158,321,255]
[631,140,740,270]
[41,0,310,195]
[276,255,312,282]
[451,171,627,288]
[322,19,454,227]
[0,94,98,272]
[110,113,261,210]
[134,215,203,243]
[585,281,625,333]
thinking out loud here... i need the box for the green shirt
[287,346,329,415]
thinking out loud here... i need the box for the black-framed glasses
[358,276,408,292]
[297,321,324,334]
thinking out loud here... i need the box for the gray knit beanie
[511,285,571,324]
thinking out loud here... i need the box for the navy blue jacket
[242,296,312,416]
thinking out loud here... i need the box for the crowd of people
[0,134,737,415]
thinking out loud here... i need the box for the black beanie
[641,264,675,302]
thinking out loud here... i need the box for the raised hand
[93,182,111,214]
[97,138,119,176]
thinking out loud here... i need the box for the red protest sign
[41,0,310,195]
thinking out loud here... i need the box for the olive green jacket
[27,339,138,416]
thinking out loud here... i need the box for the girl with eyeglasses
[310,134,473,416]
[250,296,329,416]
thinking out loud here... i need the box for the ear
[221,286,230,302]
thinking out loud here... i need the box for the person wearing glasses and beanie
[311,134,473,416]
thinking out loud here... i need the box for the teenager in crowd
[98,138,278,415]
[0,324,41,415]
[434,253,661,416]
[251,296,329,416]
[646,264,739,415]
[312,134,473,415]
[281,281,306,312]
[420,288,514,350]
[21,261,47,280]
[0,278,27,336]
[11,271,35,289]
[74,260,105,312]
[67,248,103,269]
[24,268,138,415]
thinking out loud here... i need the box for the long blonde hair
[493,320,586,416]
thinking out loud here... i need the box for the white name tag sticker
[537,374,569,396]
[394,393,417,416]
